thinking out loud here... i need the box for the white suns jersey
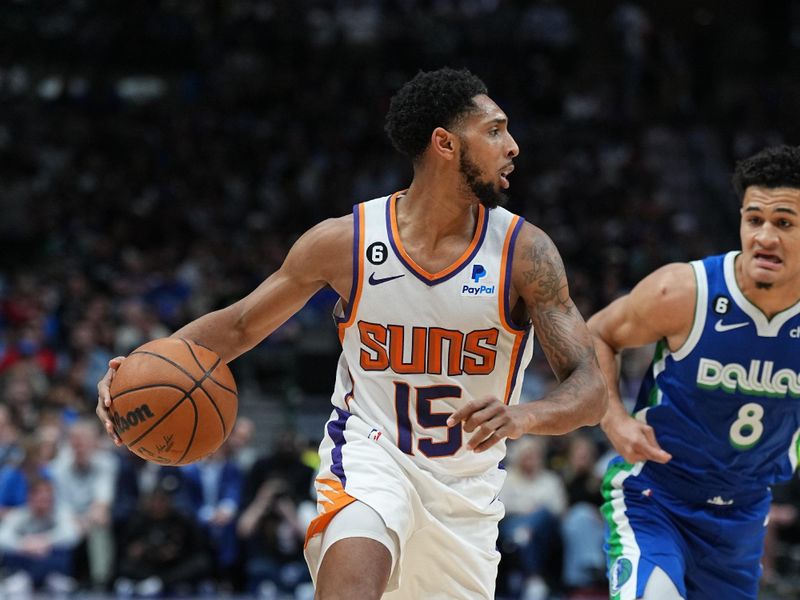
[330,191,534,477]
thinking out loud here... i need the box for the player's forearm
[172,304,259,363]
[591,334,629,430]
[522,360,607,434]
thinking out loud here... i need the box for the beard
[459,146,508,209]
[755,281,774,290]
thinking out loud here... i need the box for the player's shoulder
[284,213,354,272]
[633,261,697,310]
[510,219,554,254]
[301,214,354,246]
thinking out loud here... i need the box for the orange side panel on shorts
[304,478,357,548]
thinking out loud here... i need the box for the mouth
[499,163,514,189]
[753,251,782,270]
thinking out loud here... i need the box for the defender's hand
[447,397,525,453]
[603,413,671,464]
[96,356,126,446]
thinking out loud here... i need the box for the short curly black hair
[732,145,800,201]
[384,67,488,161]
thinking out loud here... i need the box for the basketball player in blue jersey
[589,144,800,600]
[96,67,606,599]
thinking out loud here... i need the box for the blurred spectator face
[28,479,55,518]
[6,375,35,406]
[0,405,17,444]
[68,422,97,467]
[567,435,597,473]
[229,416,254,452]
[145,489,173,519]
[69,321,96,353]
[38,424,62,462]
[513,438,545,477]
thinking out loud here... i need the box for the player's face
[456,95,519,208]
[739,186,800,290]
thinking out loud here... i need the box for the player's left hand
[447,397,525,452]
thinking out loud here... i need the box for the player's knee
[316,579,384,600]
[316,536,392,600]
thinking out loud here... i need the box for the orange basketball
[109,337,238,465]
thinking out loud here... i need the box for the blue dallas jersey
[635,251,800,498]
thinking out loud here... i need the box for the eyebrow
[485,116,507,125]
[743,206,799,215]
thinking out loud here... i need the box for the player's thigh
[641,566,685,600]
[603,475,687,599]
[315,500,398,600]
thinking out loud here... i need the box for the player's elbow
[583,365,608,426]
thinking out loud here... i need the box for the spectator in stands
[114,484,212,597]
[0,404,22,469]
[560,433,606,594]
[0,434,52,518]
[237,476,312,597]
[498,437,567,600]
[50,419,117,589]
[0,476,81,595]
[177,442,243,589]
[228,415,259,473]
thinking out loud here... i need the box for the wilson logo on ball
[113,403,156,433]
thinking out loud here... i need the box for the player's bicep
[589,263,695,351]
[233,218,351,339]
[514,227,595,381]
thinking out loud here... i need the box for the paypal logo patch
[463,265,495,296]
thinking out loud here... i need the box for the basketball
[109,337,238,465]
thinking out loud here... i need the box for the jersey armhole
[670,260,707,361]
[334,203,365,331]
[499,216,530,333]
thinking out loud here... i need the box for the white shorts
[304,408,506,600]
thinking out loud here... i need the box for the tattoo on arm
[522,234,596,380]
[522,237,569,306]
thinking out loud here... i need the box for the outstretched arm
[96,216,353,442]
[587,262,695,464]
[449,223,607,450]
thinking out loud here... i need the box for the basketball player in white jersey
[96,67,607,599]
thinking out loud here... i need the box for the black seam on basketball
[195,382,229,439]
[129,349,214,385]
[125,368,214,448]
[180,337,207,372]
[181,337,215,353]
[111,383,189,401]
[176,387,200,464]
[178,338,237,395]
[206,375,236,395]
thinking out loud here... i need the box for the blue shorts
[601,457,770,600]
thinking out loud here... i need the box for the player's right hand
[603,414,672,464]
[96,356,126,446]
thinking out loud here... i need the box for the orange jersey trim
[388,192,487,282]
[499,215,530,403]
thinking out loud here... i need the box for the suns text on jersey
[357,321,498,375]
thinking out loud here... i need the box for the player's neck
[735,257,800,319]
[400,176,480,243]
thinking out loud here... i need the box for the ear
[430,127,458,161]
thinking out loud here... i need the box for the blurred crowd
[2,0,800,598]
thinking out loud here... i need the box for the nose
[755,223,780,247]
[506,132,519,158]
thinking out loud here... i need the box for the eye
[778,218,793,228]
[489,128,500,136]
